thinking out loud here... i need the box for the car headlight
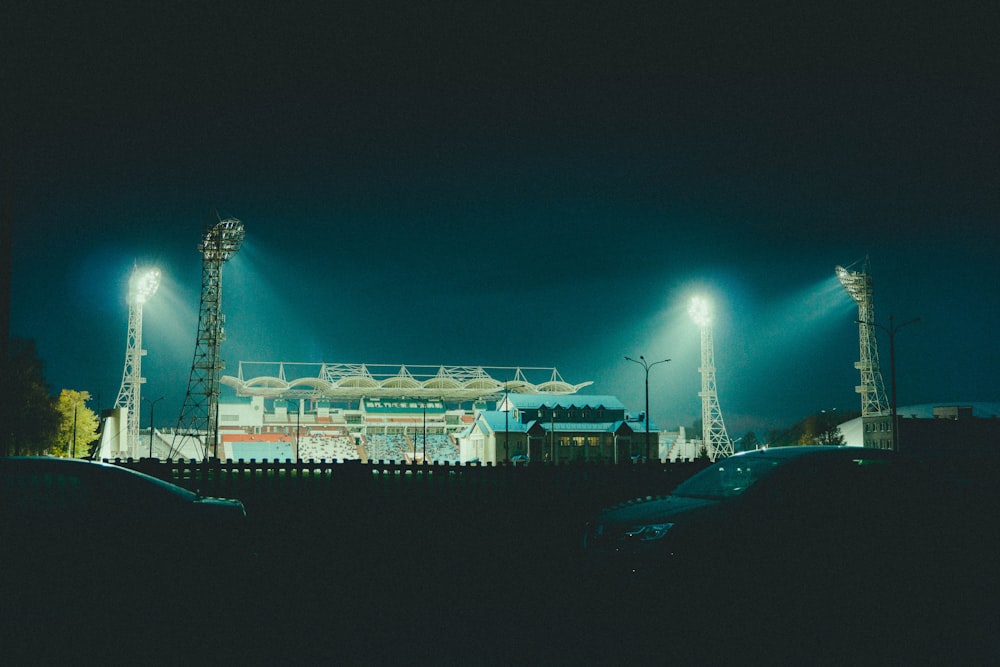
[624,523,675,542]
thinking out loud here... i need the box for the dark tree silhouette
[0,338,60,455]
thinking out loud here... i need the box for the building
[840,402,1000,455]
[456,393,656,464]
[898,405,1000,458]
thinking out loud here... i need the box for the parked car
[0,457,251,660]
[582,446,921,582]
[0,456,249,576]
[580,445,1000,666]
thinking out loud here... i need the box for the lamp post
[296,399,302,460]
[148,396,165,459]
[625,355,670,461]
[863,315,920,452]
[71,401,78,459]
[503,382,510,463]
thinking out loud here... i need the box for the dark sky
[4,2,998,437]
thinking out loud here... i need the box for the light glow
[129,267,161,305]
[835,265,866,304]
[689,296,711,327]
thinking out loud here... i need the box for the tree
[742,431,759,451]
[815,423,846,446]
[0,338,60,455]
[814,409,846,446]
[54,389,99,458]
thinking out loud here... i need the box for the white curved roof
[221,361,593,401]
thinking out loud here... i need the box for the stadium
[97,220,713,463]
[102,223,995,465]
[100,360,707,464]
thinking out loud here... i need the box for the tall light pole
[148,395,165,459]
[863,315,920,452]
[114,265,161,458]
[71,401,78,459]
[689,296,734,460]
[503,382,510,463]
[173,217,244,460]
[296,399,301,460]
[837,260,890,420]
[625,355,670,461]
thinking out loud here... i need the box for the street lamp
[625,355,670,461]
[860,315,920,452]
[71,399,79,458]
[503,382,510,463]
[148,396,165,459]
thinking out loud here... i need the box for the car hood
[594,494,721,527]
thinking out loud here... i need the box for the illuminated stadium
[205,361,626,464]
[96,220,695,463]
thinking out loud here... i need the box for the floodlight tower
[172,217,244,459]
[835,259,889,418]
[689,296,733,460]
[113,265,161,458]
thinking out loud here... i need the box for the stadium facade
[98,361,704,462]
[208,391,702,464]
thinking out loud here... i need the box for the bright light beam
[689,295,711,327]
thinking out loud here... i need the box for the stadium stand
[229,441,295,461]
[298,434,360,462]
[366,433,409,462]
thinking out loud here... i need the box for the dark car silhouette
[0,457,246,550]
[0,457,252,660]
[580,446,999,665]
[583,446,915,581]
[0,458,249,600]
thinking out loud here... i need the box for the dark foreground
[3,461,998,665]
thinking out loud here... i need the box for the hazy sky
[4,2,997,437]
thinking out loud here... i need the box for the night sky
[4,2,998,437]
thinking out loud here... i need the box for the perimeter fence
[108,457,712,516]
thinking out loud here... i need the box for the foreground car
[579,446,1000,664]
[583,446,915,579]
[0,456,249,582]
[0,457,252,660]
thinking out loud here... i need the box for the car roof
[730,446,894,461]
[0,456,196,500]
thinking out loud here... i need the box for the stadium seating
[230,441,295,461]
[297,434,360,462]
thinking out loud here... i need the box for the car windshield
[672,457,784,499]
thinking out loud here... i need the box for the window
[1,472,90,513]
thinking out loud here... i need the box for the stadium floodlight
[835,259,890,424]
[688,295,733,460]
[114,265,161,458]
[836,265,867,304]
[199,217,245,263]
[173,216,246,460]
[129,267,161,304]
[688,296,711,327]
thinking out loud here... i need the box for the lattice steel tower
[113,266,160,458]
[836,258,889,417]
[172,217,244,459]
[689,297,733,460]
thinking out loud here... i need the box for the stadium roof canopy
[221,361,593,402]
